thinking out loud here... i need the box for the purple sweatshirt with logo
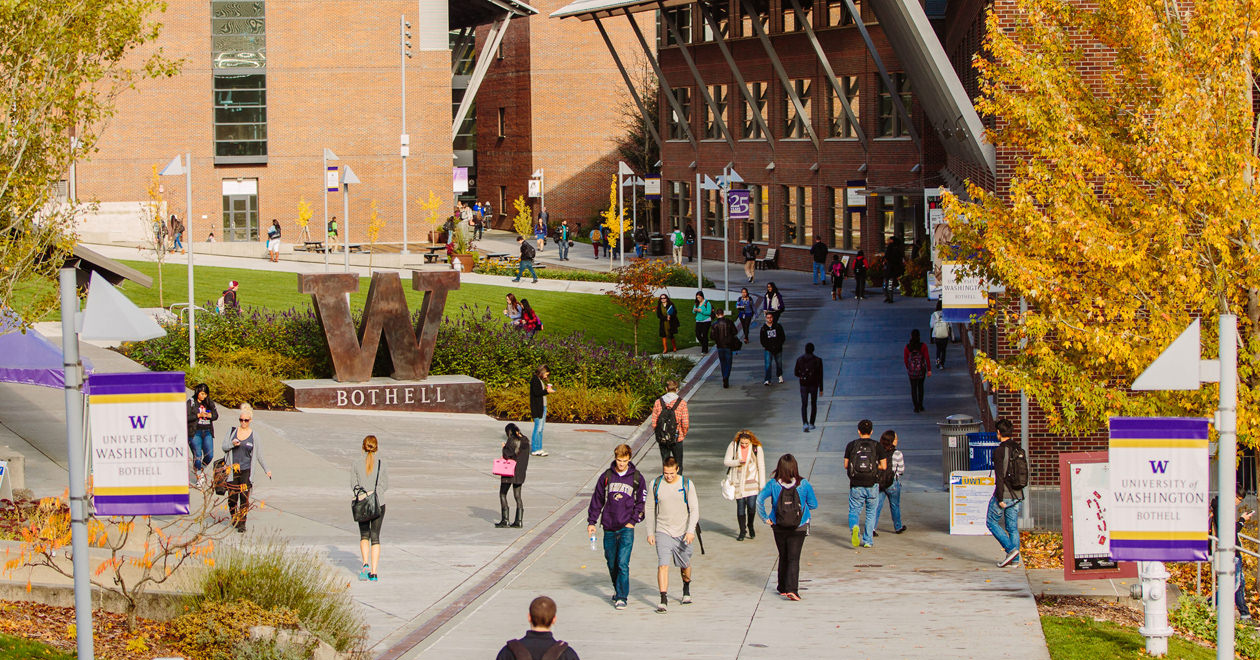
[587,460,647,531]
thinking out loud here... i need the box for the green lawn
[0,633,73,660]
[1042,616,1214,660]
[107,260,698,356]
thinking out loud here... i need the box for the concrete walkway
[399,271,1049,659]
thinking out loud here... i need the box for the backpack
[932,313,950,339]
[673,231,685,247]
[215,294,226,314]
[654,397,682,445]
[877,463,895,492]
[848,439,879,479]
[1003,443,1030,492]
[907,345,928,378]
[651,475,692,510]
[507,639,569,660]
[774,483,803,528]
[521,242,536,260]
[797,356,819,384]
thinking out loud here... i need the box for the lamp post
[722,166,744,313]
[159,153,195,366]
[532,168,546,216]
[400,16,412,254]
[342,165,361,272]
[323,148,339,271]
[618,161,634,269]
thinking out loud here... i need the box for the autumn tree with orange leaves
[607,259,672,356]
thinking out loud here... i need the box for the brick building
[71,0,537,248]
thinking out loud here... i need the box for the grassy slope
[0,633,74,660]
[111,260,698,356]
[1041,616,1213,660]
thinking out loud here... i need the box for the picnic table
[421,244,446,263]
[298,241,326,253]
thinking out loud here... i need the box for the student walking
[845,419,888,548]
[495,423,530,529]
[723,430,766,541]
[529,365,553,457]
[646,458,699,612]
[883,237,904,303]
[742,241,760,283]
[495,596,580,660]
[904,329,932,413]
[587,444,647,610]
[684,224,696,262]
[266,219,282,262]
[852,250,868,299]
[670,227,685,264]
[794,343,824,432]
[591,226,603,259]
[693,292,713,354]
[556,219,571,261]
[328,216,339,245]
[513,236,539,283]
[930,301,950,368]
[735,287,757,343]
[656,294,679,353]
[186,384,219,487]
[223,403,271,533]
[757,454,818,601]
[989,418,1027,567]
[830,254,846,301]
[764,282,785,322]
[351,435,388,582]
[874,430,907,534]
[809,237,829,285]
[170,214,185,253]
[218,280,240,313]
[759,311,786,385]
[651,380,690,471]
[633,226,648,259]
[711,308,740,388]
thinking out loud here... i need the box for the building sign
[727,189,751,220]
[1108,417,1210,562]
[925,187,944,235]
[644,175,661,199]
[88,372,189,516]
[453,167,469,194]
[325,166,339,192]
[941,262,988,323]
[1059,452,1137,580]
[846,186,866,207]
[528,178,542,198]
[949,470,994,535]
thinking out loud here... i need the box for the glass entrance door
[222,193,257,242]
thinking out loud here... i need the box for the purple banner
[728,189,751,220]
[89,372,189,517]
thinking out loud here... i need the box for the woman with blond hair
[351,434,388,582]
[722,429,767,541]
[221,403,271,533]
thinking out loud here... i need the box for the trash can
[937,414,984,489]
[967,432,1000,471]
[649,233,665,256]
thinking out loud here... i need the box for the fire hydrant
[1129,560,1173,656]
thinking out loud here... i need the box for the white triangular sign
[80,272,166,341]
[158,155,184,176]
[1132,319,1201,391]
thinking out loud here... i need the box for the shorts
[267,238,281,251]
[655,532,693,568]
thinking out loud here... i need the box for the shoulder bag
[720,444,738,501]
[351,460,383,522]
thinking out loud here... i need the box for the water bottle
[589,535,597,551]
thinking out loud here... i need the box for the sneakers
[873,531,879,537]
[614,599,627,610]
[998,548,1021,568]
[803,425,810,432]
[784,592,801,601]
[369,573,378,582]
[681,594,692,604]
[778,375,784,383]
[764,380,771,386]
[861,543,873,548]
[808,424,816,430]
[657,601,667,613]
[530,449,549,457]
[358,564,369,581]
[851,525,861,548]
[895,526,908,534]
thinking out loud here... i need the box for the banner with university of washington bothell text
[89,372,189,516]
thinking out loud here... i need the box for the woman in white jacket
[723,429,767,541]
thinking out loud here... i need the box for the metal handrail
[169,302,208,321]
[1209,534,1260,559]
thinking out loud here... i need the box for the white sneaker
[998,548,1021,568]
[656,600,667,613]
[778,376,784,383]
[681,594,692,604]
[530,450,549,457]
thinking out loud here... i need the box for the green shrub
[201,347,316,379]
[473,261,712,287]
[168,599,300,660]
[184,363,288,410]
[233,638,315,660]
[487,386,649,424]
[184,536,364,653]
[1170,593,1260,659]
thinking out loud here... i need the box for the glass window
[742,82,767,139]
[832,187,862,249]
[783,78,812,139]
[878,72,913,138]
[499,186,506,220]
[743,184,769,242]
[213,73,266,159]
[826,0,861,26]
[783,186,812,246]
[740,3,767,37]
[668,87,692,141]
[828,75,860,138]
[783,0,813,32]
[669,180,692,230]
[661,6,692,46]
[213,1,266,163]
[497,107,505,138]
[882,195,911,243]
[702,2,729,41]
[704,84,728,140]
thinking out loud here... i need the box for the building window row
[661,0,864,46]
[212,0,267,164]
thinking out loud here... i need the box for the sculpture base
[284,376,486,414]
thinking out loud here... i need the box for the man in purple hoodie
[587,443,647,610]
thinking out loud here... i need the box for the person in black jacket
[809,237,829,285]
[988,418,1024,567]
[759,311,786,386]
[513,235,539,283]
[883,236,905,303]
[656,294,679,353]
[794,343,824,432]
[495,596,580,660]
[496,423,531,528]
[529,365,553,457]
[711,307,741,388]
[186,383,219,487]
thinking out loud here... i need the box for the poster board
[1059,452,1138,580]
[941,262,988,323]
[950,470,994,535]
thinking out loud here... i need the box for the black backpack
[521,242,536,260]
[775,484,803,528]
[1004,444,1030,491]
[848,439,878,479]
[907,345,928,378]
[655,397,682,445]
[507,639,569,660]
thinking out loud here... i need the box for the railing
[169,302,209,321]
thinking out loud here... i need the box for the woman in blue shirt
[693,291,713,354]
[758,453,818,601]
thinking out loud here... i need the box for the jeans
[593,243,601,258]
[934,338,948,366]
[515,259,537,281]
[876,480,903,531]
[739,316,752,342]
[812,262,825,284]
[848,485,880,545]
[531,410,545,452]
[558,239,569,260]
[717,348,734,383]
[854,273,866,298]
[800,386,817,425]
[884,274,897,301]
[736,495,757,532]
[986,496,1022,554]
[172,233,183,250]
[189,429,214,470]
[603,526,635,601]
[634,243,644,259]
[909,377,926,411]
[772,525,807,594]
[658,441,684,473]
[696,321,711,352]
[1238,555,1252,617]
[763,350,783,382]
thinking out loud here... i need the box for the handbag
[720,472,736,501]
[212,458,229,496]
[492,457,517,477]
[351,460,382,523]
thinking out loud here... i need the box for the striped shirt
[650,393,689,441]
[890,449,905,478]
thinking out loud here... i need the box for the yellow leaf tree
[415,190,445,242]
[944,0,1260,440]
[512,195,534,238]
[365,200,384,272]
[296,196,313,241]
[600,175,629,271]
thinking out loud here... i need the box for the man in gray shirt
[646,458,699,612]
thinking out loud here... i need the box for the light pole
[400,16,412,254]
[722,165,744,313]
[159,153,195,366]
[532,168,546,219]
[618,161,634,270]
[323,148,339,270]
[342,165,360,272]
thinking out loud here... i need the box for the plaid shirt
[650,395,689,441]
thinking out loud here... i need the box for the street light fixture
[341,165,360,272]
[323,148,340,271]
[158,153,195,366]
[400,16,412,255]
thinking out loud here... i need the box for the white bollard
[1132,560,1173,656]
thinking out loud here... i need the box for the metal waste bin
[967,432,1000,471]
[937,414,984,488]
[650,233,665,256]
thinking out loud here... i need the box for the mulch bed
[0,600,181,660]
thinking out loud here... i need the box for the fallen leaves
[0,600,181,660]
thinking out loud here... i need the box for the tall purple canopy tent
[0,312,94,389]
